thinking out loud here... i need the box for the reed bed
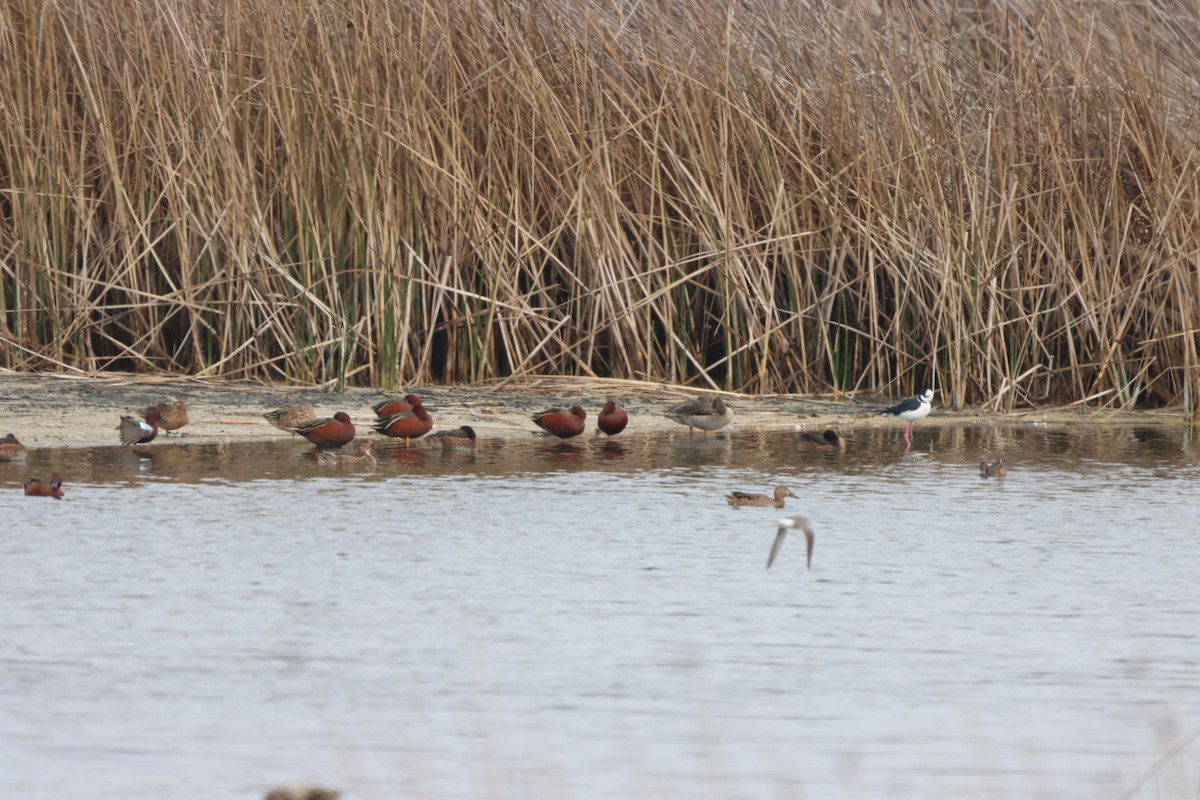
[1,0,1198,409]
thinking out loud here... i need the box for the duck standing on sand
[140,398,188,436]
[725,486,796,508]
[0,433,28,461]
[532,406,587,440]
[117,410,163,446]
[665,396,733,435]
[24,473,64,499]
[596,401,629,437]
[264,403,318,433]
[291,412,356,448]
[372,394,423,418]
[373,402,435,446]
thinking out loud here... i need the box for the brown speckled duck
[725,485,796,508]
[0,433,28,461]
[140,398,188,435]
[666,396,733,435]
[264,403,318,432]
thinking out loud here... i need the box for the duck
[263,787,341,800]
[979,458,1008,478]
[372,394,423,418]
[532,405,587,439]
[768,516,815,570]
[596,401,629,437]
[290,412,356,448]
[140,398,188,435]
[0,433,28,461]
[426,425,477,450]
[264,403,318,432]
[316,441,376,465]
[372,402,435,445]
[725,486,796,508]
[117,410,163,446]
[796,429,844,450]
[665,396,733,435]
[23,473,64,499]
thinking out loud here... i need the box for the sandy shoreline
[0,371,1186,450]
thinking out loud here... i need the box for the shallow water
[4,424,1200,799]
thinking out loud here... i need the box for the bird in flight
[768,515,815,570]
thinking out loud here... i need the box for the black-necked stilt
[879,389,933,448]
[979,458,1007,478]
[767,515,815,570]
[725,486,796,508]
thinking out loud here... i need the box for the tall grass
[1,0,1198,408]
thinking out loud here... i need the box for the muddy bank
[0,371,1185,450]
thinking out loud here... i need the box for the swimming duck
[725,486,796,508]
[665,396,733,435]
[264,403,318,432]
[596,401,629,437]
[140,398,188,435]
[979,458,1008,478]
[117,410,163,446]
[291,412,356,448]
[24,473,64,499]
[768,516,815,570]
[532,405,587,439]
[797,429,844,450]
[0,433,28,461]
[426,425,477,450]
[263,787,341,800]
[316,441,377,464]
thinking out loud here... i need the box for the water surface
[4,424,1200,799]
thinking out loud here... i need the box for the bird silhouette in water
[979,458,1008,478]
[767,516,815,570]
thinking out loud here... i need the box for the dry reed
[1,0,1198,409]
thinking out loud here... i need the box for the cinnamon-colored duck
[291,412,356,448]
[372,402,434,445]
[532,406,586,439]
[117,410,163,446]
[24,473,64,499]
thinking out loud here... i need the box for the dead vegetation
[1,0,1197,410]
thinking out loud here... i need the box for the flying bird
[768,515,815,570]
